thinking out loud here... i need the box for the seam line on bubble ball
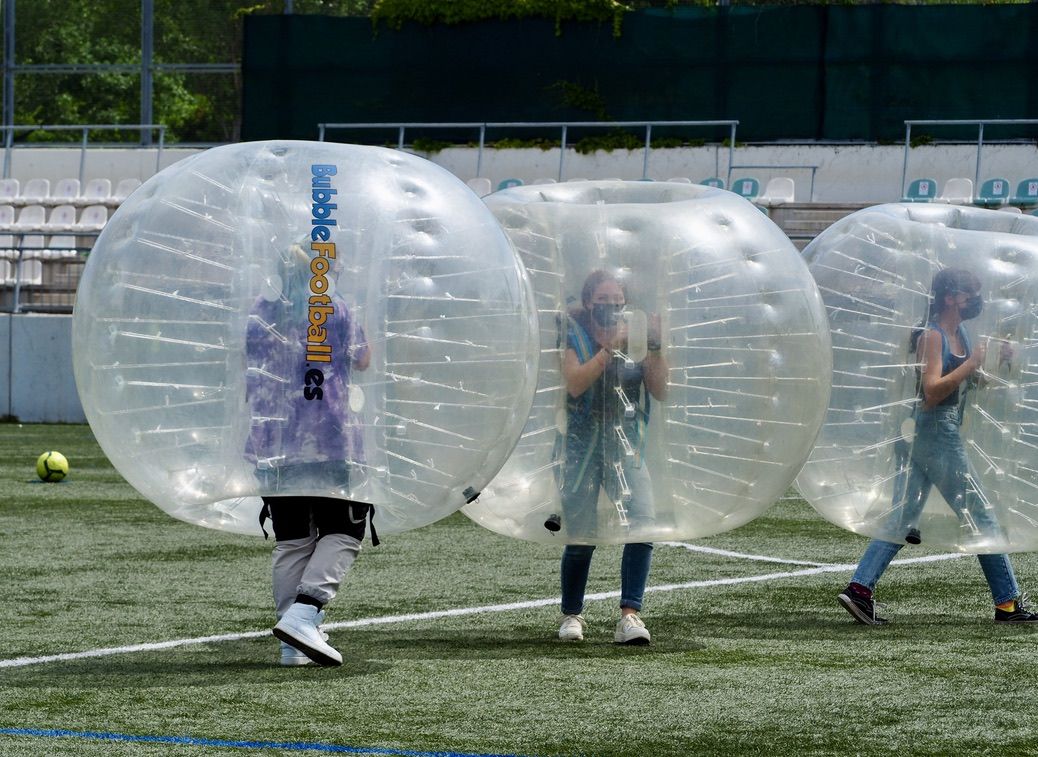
[0,552,965,670]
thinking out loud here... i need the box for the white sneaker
[614,613,651,645]
[273,603,342,666]
[278,611,328,666]
[558,614,587,641]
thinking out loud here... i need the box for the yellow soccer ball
[36,451,69,482]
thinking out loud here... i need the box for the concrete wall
[4,143,1036,205]
[2,313,85,423]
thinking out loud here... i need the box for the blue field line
[0,727,525,756]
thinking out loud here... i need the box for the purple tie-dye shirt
[244,294,369,468]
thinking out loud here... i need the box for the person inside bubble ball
[838,267,1038,625]
[555,269,669,644]
[246,243,375,666]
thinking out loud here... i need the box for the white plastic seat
[0,178,19,203]
[666,177,693,183]
[999,205,1023,214]
[16,236,44,285]
[14,204,46,230]
[566,178,589,182]
[75,204,109,232]
[0,204,14,227]
[935,177,974,205]
[45,204,78,231]
[531,178,557,185]
[756,177,796,207]
[19,178,50,204]
[47,233,78,258]
[51,178,80,204]
[111,178,141,203]
[465,177,493,198]
[81,178,112,204]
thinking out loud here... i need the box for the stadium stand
[466,177,492,197]
[81,178,112,205]
[1011,178,1038,208]
[18,178,49,205]
[51,178,80,205]
[731,177,760,201]
[902,178,937,202]
[111,178,142,203]
[935,177,973,205]
[756,177,796,207]
[975,178,1010,207]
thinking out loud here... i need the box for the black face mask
[591,303,624,327]
[960,294,983,320]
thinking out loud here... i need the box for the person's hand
[647,313,662,352]
[999,340,1015,367]
[968,341,987,372]
[606,321,628,351]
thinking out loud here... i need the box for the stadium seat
[81,178,112,204]
[45,204,77,231]
[934,177,973,205]
[902,178,937,202]
[1011,178,1038,208]
[732,177,760,201]
[756,177,796,207]
[14,204,46,230]
[16,236,44,285]
[497,178,523,191]
[19,178,49,205]
[999,205,1023,214]
[975,178,1010,208]
[0,178,19,203]
[46,231,78,258]
[531,178,557,185]
[666,177,692,183]
[111,178,141,203]
[566,178,589,182]
[51,178,80,204]
[466,177,492,197]
[0,204,14,227]
[699,177,725,189]
[75,204,108,232]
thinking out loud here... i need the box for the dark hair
[580,269,626,308]
[909,267,981,352]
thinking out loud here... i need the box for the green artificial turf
[1,423,1037,756]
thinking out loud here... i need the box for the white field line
[0,550,965,670]
[659,541,830,566]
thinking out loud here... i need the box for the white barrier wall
[4,143,1036,205]
[1,314,85,423]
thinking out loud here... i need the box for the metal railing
[317,120,739,182]
[0,124,167,183]
[726,163,819,202]
[901,119,1038,199]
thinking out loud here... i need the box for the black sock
[295,594,323,610]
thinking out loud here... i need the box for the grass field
[2,423,1037,756]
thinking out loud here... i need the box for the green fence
[242,5,1038,143]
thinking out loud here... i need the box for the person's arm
[643,348,669,401]
[562,346,610,398]
[918,328,984,410]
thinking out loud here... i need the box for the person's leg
[296,499,368,608]
[850,539,904,591]
[619,542,653,612]
[266,496,317,618]
[560,545,596,616]
[977,553,1019,606]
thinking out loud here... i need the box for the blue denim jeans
[561,542,653,615]
[852,538,1018,605]
[854,405,1018,605]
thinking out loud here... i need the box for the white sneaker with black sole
[279,611,328,666]
[614,613,651,645]
[273,602,342,667]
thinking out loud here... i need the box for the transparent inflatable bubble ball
[463,180,832,544]
[797,203,1038,552]
[73,141,538,536]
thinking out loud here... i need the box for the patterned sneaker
[558,614,587,641]
[837,585,888,625]
[614,613,651,645]
[995,594,1038,624]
